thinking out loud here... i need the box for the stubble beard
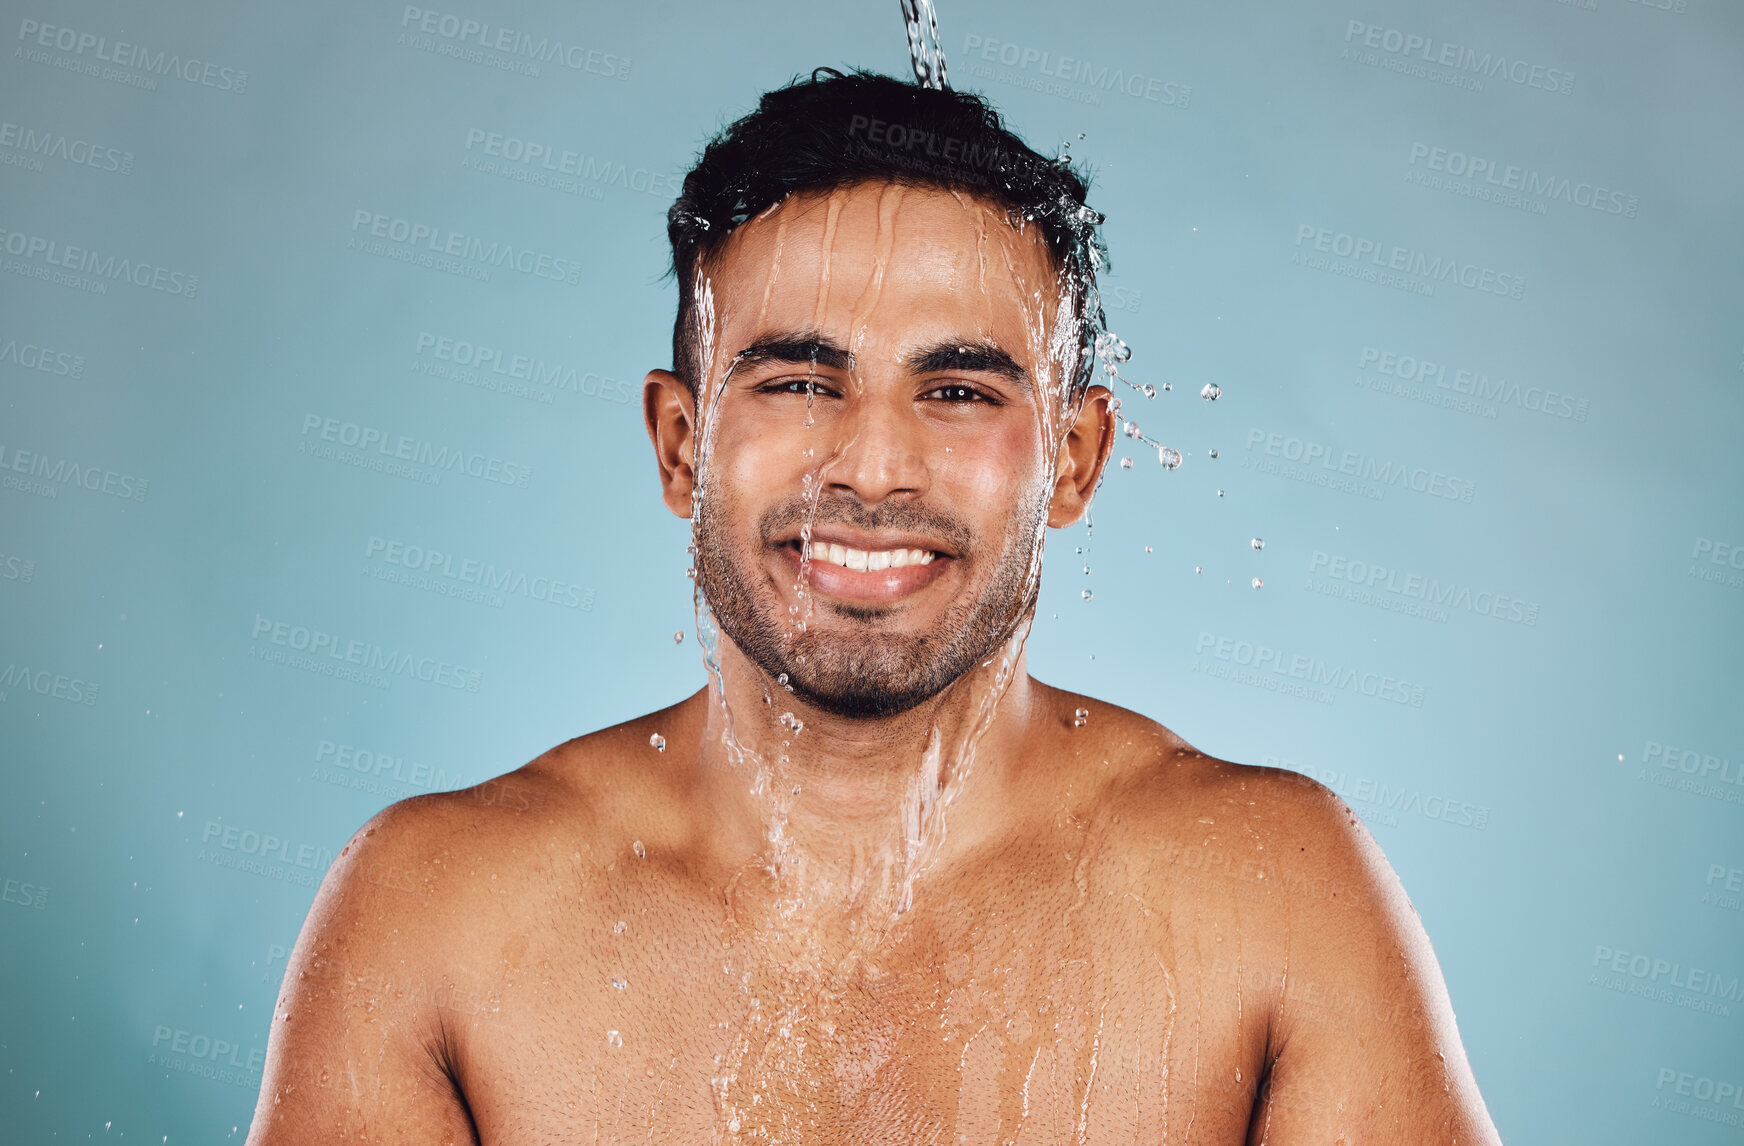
[693,487,1046,720]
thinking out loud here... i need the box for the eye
[759,376,839,398]
[922,383,995,404]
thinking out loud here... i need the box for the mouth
[804,540,936,572]
[773,531,955,604]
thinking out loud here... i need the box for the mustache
[756,493,976,554]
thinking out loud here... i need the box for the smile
[774,535,954,604]
[804,542,937,571]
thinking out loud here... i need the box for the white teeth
[803,543,939,570]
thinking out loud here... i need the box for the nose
[821,387,929,505]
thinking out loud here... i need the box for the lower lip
[777,544,952,604]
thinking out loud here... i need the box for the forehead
[704,181,1060,361]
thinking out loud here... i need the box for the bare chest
[448,859,1271,1145]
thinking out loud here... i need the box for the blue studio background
[2,0,1741,1140]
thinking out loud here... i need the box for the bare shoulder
[249,701,703,1141]
[1044,684,1375,874]
[1058,687,1429,944]
[275,711,662,969]
[1046,686,1500,1143]
[274,695,705,1013]
[317,696,699,906]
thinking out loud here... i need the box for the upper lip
[772,525,957,559]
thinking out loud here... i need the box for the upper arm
[1251,780,1502,1146]
[246,801,480,1146]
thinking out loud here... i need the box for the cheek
[707,417,808,517]
[937,420,1049,515]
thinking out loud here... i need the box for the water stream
[673,8,1228,1141]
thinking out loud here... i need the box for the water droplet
[613,920,626,934]
[1195,565,1203,574]
[1209,448,1219,459]
[1157,446,1182,470]
[1072,707,1089,728]
[1081,589,1094,601]
[1124,421,1141,438]
[1082,565,1091,575]
[1217,489,1225,498]
[779,711,804,734]
[1120,456,1133,469]
[673,630,684,644]
[1140,384,1156,398]
[1617,753,1625,762]
[1144,545,1153,553]
[632,840,646,859]
[607,1029,623,1047]
[1162,382,1172,391]
[1251,538,1265,551]
[1201,383,1221,401]
[1252,577,1264,589]
[776,672,789,686]
[611,976,627,990]
[685,566,697,579]
[649,733,666,752]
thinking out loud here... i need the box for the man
[249,71,1503,1144]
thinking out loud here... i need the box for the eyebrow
[730,332,854,373]
[906,339,1032,391]
[728,331,1032,391]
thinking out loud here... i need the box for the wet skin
[248,184,1503,1145]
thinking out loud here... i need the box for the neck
[693,614,1036,920]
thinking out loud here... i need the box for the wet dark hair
[667,67,1110,397]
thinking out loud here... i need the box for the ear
[643,369,697,519]
[1047,384,1116,528]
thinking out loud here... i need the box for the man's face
[672,181,1090,719]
